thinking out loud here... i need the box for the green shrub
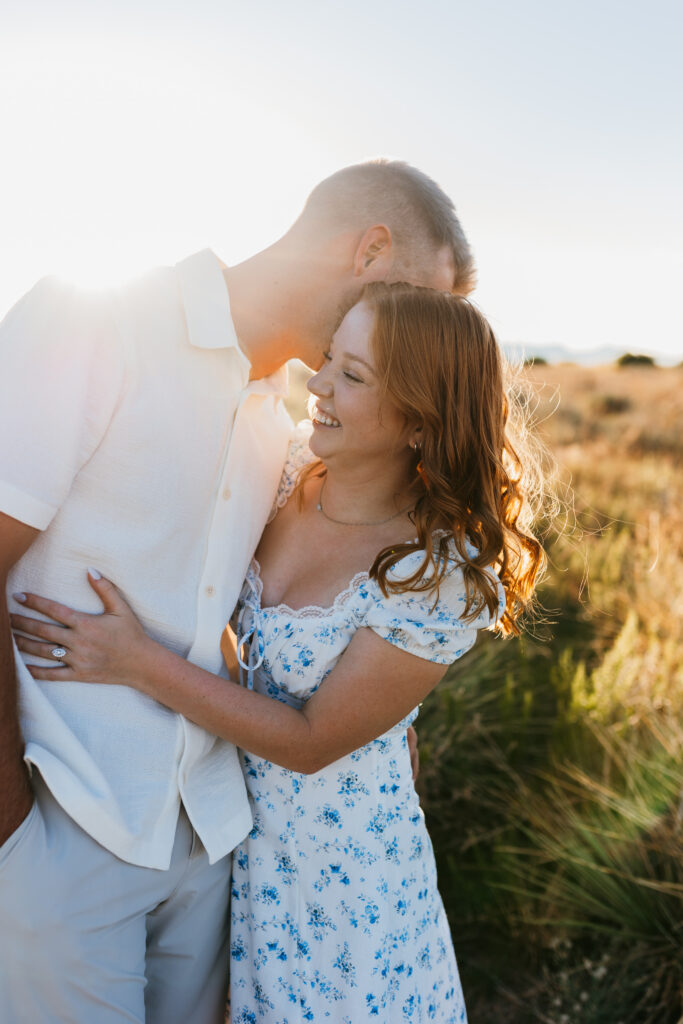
[497,719,683,1023]
[617,353,656,367]
[595,394,632,415]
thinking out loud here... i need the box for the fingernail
[13,592,27,603]
[88,567,102,580]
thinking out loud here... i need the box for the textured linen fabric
[227,429,504,1023]
[0,250,293,868]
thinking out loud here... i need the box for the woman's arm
[12,573,444,774]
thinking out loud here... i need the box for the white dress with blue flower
[228,429,501,1024]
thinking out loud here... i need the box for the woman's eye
[343,371,362,383]
[322,351,333,362]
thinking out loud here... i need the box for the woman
[12,283,544,1023]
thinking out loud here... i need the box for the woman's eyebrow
[343,353,374,372]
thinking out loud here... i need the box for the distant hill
[501,342,679,367]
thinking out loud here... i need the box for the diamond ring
[51,647,68,660]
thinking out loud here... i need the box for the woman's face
[306,302,414,471]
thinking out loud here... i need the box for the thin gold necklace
[316,477,413,527]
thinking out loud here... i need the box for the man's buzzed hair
[302,159,476,295]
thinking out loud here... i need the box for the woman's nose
[307,368,332,398]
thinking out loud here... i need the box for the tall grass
[415,363,683,1022]
[497,718,683,1022]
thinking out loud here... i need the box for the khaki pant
[0,772,232,1023]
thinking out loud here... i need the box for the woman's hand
[11,570,149,687]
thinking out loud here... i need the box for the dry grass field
[419,361,682,1024]
[286,358,683,1023]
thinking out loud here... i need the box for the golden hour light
[1,30,329,295]
[1,3,681,1022]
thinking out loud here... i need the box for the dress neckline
[248,528,455,619]
[248,558,370,618]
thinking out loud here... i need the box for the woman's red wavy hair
[300,282,546,635]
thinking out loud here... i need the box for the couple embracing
[0,160,543,1023]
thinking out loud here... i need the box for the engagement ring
[51,647,67,659]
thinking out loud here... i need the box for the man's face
[297,281,366,372]
[294,243,455,371]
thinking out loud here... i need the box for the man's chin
[301,356,325,372]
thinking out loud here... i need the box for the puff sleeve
[362,549,504,665]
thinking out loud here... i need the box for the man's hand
[407,725,419,782]
[0,512,40,845]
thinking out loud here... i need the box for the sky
[1,0,681,360]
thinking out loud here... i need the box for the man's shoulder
[0,251,223,361]
[114,250,223,324]
[0,272,120,357]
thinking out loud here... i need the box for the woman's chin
[309,425,341,457]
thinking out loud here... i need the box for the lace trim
[270,490,291,516]
[244,530,460,619]
[246,558,370,619]
[267,421,318,523]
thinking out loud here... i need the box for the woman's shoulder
[353,535,504,665]
[269,420,318,521]
[372,531,466,586]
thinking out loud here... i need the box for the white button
[205,585,216,597]
[222,486,231,501]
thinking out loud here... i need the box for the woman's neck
[316,461,416,526]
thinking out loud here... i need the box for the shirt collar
[175,248,288,398]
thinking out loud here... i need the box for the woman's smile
[311,405,342,428]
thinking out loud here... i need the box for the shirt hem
[26,751,254,870]
[0,480,57,530]
[200,803,254,865]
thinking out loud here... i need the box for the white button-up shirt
[0,250,293,869]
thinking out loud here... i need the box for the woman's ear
[408,425,424,451]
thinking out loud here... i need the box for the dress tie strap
[235,598,265,690]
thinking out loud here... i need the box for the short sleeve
[363,549,503,665]
[267,419,317,521]
[0,276,126,529]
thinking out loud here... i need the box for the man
[0,159,474,1022]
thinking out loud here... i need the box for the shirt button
[222,486,231,501]
[205,585,216,597]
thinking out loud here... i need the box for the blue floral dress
[228,428,503,1024]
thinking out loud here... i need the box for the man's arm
[0,512,40,845]
[0,276,127,846]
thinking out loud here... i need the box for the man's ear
[353,225,393,279]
